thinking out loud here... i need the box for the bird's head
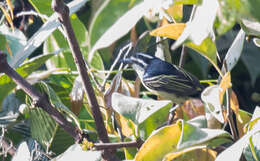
[122,52,154,79]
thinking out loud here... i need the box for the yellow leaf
[114,112,134,137]
[230,91,239,115]
[0,5,14,30]
[236,109,252,137]
[6,42,12,57]
[6,0,14,19]
[164,147,217,161]
[150,23,186,40]
[135,123,181,161]
[218,72,232,104]
[167,4,183,22]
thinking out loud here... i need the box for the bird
[122,52,203,104]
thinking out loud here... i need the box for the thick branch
[0,52,82,142]
[51,1,117,160]
[51,0,109,144]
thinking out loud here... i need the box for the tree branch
[93,139,143,150]
[0,52,82,142]
[51,1,118,160]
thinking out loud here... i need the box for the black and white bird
[122,52,203,104]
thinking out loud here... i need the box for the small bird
[122,52,203,104]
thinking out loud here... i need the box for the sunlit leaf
[174,0,201,5]
[177,120,232,150]
[236,109,252,137]
[0,5,14,30]
[163,146,217,161]
[135,120,231,161]
[135,123,181,161]
[218,72,232,104]
[216,107,260,161]
[88,1,146,61]
[221,29,245,72]
[150,23,186,40]
[171,0,218,47]
[241,18,260,37]
[13,139,49,161]
[201,85,225,123]
[167,4,183,22]
[70,76,84,116]
[112,92,172,139]
[10,0,88,68]
[6,0,14,19]
[52,144,102,161]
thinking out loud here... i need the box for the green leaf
[111,92,173,139]
[244,132,260,161]
[187,115,207,128]
[221,0,260,22]
[28,0,53,16]
[30,107,58,149]
[0,54,55,110]
[214,1,236,35]
[50,126,74,155]
[135,120,231,161]
[174,0,202,5]
[185,37,218,69]
[36,81,80,128]
[241,41,260,85]
[188,49,210,79]
[177,120,232,150]
[0,33,7,51]
[88,0,145,61]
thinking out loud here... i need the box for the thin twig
[0,52,82,142]
[179,45,186,68]
[93,139,143,150]
[16,10,49,20]
[1,137,16,156]
[223,62,238,140]
[51,1,118,160]
[101,42,132,92]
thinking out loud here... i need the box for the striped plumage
[123,53,203,104]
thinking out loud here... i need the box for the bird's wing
[143,72,202,97]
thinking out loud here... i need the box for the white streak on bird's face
[129,53,154,80]
[130,56,147,79]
